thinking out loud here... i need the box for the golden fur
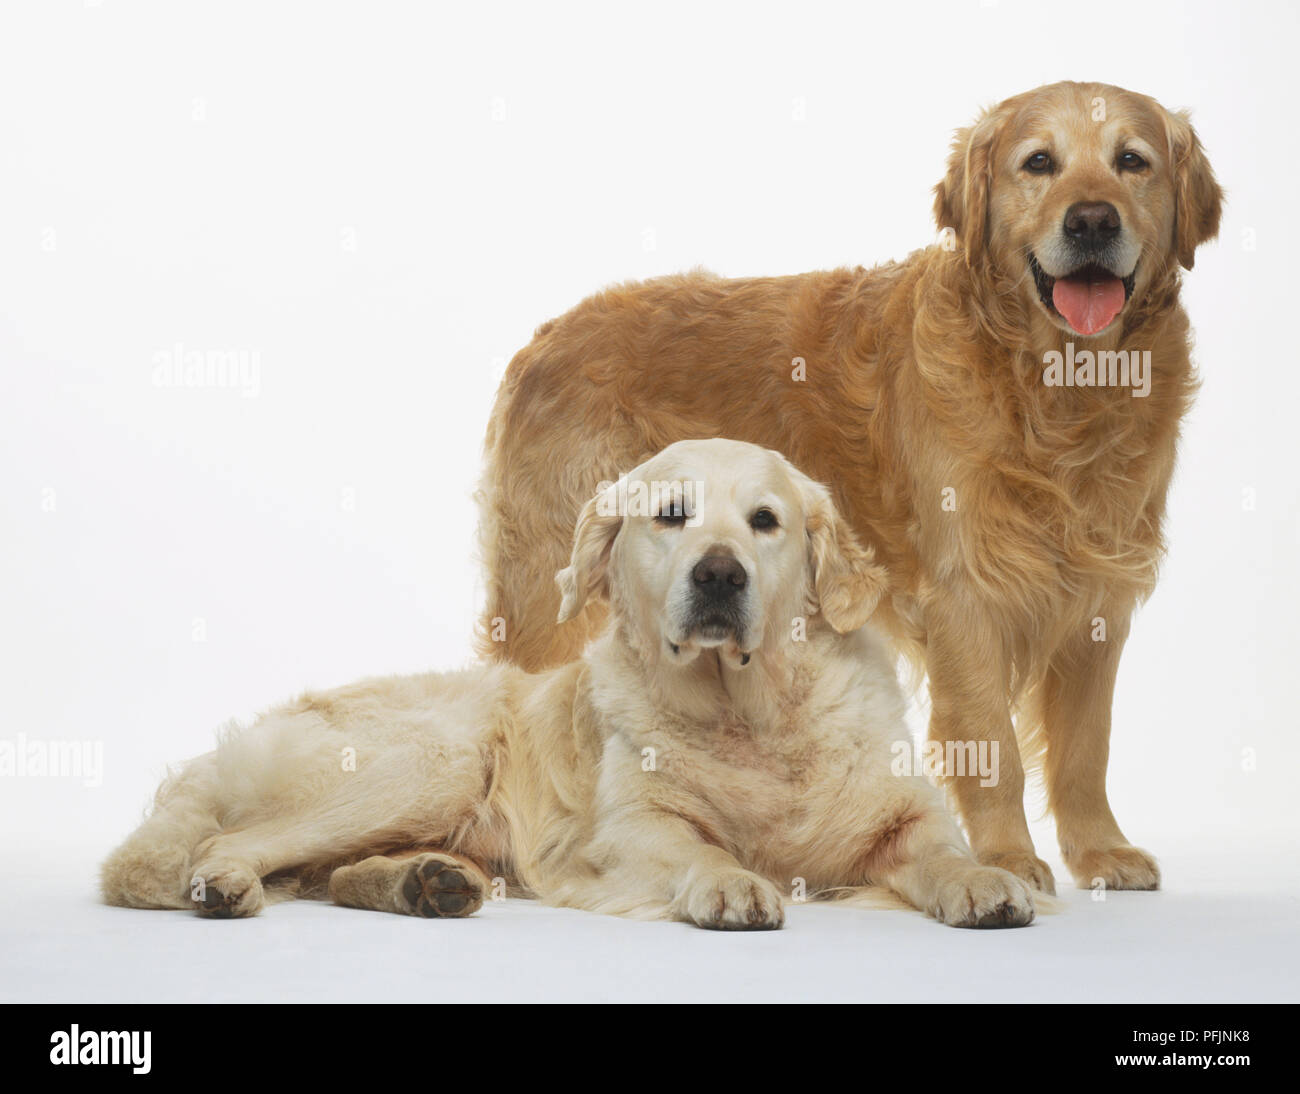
[102,440,1036,929]
[476,82,1223,893]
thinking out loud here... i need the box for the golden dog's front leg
[1040,613,1160,891]
[924,598,1056,893]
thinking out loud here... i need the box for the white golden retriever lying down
[102,439,1035,929]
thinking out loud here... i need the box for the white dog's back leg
[328,850,490,918]
[101,758,222,910]
[107,670,506,918]
[187,746,495,918]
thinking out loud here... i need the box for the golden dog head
[555,439,887,668]
[934,81,1223,337]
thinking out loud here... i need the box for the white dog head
[555,439,888,668]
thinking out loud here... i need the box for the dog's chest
[691,711,811,778]
[661,709,881,853]
[938,410,1173,610]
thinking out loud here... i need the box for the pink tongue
[1051,273,1126,335]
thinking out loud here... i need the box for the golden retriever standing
[102,440,1035,929]
[476,82,1223,894]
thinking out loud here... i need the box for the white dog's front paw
[931,865,1035,929]
[677,867,785,931]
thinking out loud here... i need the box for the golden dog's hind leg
[474,485,608,671]
[475,394,634,672]
[328,851,489,918]
[1040,613,1160,891]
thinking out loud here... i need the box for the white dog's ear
[555,482,624,624]
[799,476,889,634]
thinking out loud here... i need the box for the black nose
[1063,202,1121,251]
[692,555,747,596]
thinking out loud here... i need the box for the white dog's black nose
[1063,201,1121,251]
[692,555,747,597]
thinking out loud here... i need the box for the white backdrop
[1,0,1296,885]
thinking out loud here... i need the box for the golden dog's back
[476,262,921,672]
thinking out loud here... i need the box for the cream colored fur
[102,440,1035,930]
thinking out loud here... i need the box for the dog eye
[1117,150,1147,171]
[1023,152,1053,174]
[653,504,691,526]
[750,507,779,532]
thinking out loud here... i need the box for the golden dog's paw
[679,868,785,931]
[1067,845,1160,891]
[399,853,485,918]
[191,865,264,919]
[978,850,1056,895]
[932,865,1036,929]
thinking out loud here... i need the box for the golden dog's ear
[1165,109,1223,270]
[799,476,889,635]
[933,110,1000,266]
[555,481,623,623]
